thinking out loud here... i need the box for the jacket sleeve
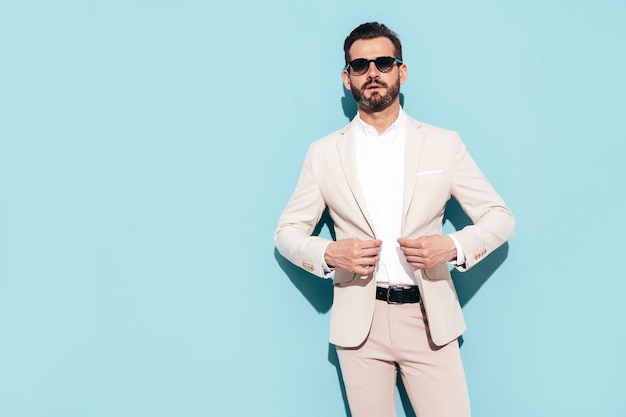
[447,133,515,271]
[274,145,334,278]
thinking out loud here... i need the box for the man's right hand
[324,238,382,275]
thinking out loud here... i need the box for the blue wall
[1,1,624,416]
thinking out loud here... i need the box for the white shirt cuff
[448,235,466,267]
[321,241,335,274]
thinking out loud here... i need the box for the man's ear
[342,70,352,90]
[399,63,408,84]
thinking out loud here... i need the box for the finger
[399,246,424,257]
[358,264,376,275]
[361,255,380,265]
[399,236,429,248]
[398,238,418,250]
[360,247,382,258]
[360,239,383,249]
[403,253,422,262]
[356,257,379,270]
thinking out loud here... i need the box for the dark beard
[351,76,401,112]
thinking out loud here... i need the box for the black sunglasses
[345,56,403,75]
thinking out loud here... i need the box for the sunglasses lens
[375,57,395,72]
[349,57,398,75]
[350,59,369,75]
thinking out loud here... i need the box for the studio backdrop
[1,1,624,416]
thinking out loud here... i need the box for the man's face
[342,37,407,113]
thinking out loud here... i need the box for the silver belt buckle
[386,285,402,304]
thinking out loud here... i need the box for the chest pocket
[415,169,444,182]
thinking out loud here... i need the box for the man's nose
[367,61,381,78]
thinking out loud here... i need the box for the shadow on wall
[445,197,510,308]
[341,87,357,121]
[274,209,336,314]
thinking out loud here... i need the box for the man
[275,22,514,417]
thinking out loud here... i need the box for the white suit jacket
[275,115,514,348]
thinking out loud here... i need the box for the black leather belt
[376,286,420,304]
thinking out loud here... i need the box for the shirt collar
[355,108,406,138]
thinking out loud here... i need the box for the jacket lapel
[336,121,376,238]
[402,117,426,233]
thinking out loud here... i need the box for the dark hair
[343,22,403,67]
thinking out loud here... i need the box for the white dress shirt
[354,110,417,286]
[322,110,465,282]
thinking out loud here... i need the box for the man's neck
[358,102,401,135]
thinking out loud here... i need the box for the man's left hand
[397,235,457,269]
